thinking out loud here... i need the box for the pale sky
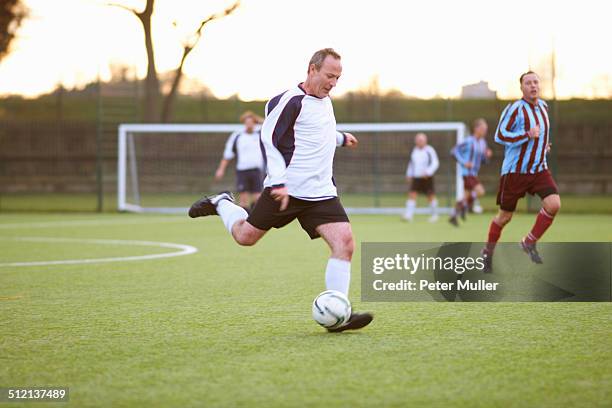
[1,0,611,100]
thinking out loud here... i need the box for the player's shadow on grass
[306,330,368,337]
[426,242,504,302]
[425,242,583,302]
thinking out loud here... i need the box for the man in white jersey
[188,48,373,332]
[403,133,440,222]
[215,111,264,210]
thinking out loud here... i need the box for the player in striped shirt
[189,48,373,332]
[448,118,492,226]
[214,111,265,211]
[481,71,561,271]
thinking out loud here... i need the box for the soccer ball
[312,290,351,329]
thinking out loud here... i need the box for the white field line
[0,216,185,230]
[0,237,198,267]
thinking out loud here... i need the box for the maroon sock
[453,201,464,216]
[486,220,503,253]
[524,208,555,244]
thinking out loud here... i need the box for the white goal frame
[117,122,466,214]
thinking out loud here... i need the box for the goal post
[117,122,466,214]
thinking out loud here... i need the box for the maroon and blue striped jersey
[494,98,550,175]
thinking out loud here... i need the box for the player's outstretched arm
[218,132,239,179]
[215,159,230,180]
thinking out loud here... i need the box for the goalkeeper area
[2,211,611,406]
[117,122,466,214]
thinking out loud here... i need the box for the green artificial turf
[1,213,611,407]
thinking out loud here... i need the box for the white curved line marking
[0,237,198,267]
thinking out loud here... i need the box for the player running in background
[215,111,265,211]
[481,71,560,271]
[448,118,492,226]
[189,48,373,332]
[403,133,440,222]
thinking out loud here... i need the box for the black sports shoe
[327,312,373,333]
[188,191,234,218]
[520,239,543,264]
[460,204,467,221]
[481,248,493,273]
[449,216,459,227]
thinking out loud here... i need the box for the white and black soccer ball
[312,290,351,329]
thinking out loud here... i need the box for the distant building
[461,81,497,99]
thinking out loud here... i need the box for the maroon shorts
[463,176,481,191]
[496,170,558,212]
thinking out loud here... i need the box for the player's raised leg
[316,222,373,332]
[189,192,267,246]
[449,193,467,226]
[472,183,485,213]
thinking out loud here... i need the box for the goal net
[117,123,466,215]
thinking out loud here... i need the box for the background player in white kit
[189,48,373,332]
[214,111,265,211]
[403,133,440,222]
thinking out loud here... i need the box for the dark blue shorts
[236,168,264,193]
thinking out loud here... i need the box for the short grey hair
[471,118,487,133]
[308,48,341,71]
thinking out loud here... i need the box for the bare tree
[110,0,240,122]
[161,1,239,122]
[0,0,28,63]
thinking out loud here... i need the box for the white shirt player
[260,84,346,201]
[406,145,440,178]
[222,130,264,171]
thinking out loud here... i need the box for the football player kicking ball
[481,71,560,272]
[189,48,373,332]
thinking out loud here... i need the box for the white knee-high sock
[405,199,416,218]
[430,199,438,215]
[216,199,248,234]
[325,258,351,295]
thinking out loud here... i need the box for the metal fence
[1,94,611,212]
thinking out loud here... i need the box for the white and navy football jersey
[260,84,347,201]
[406,145,439,178]
[222,130,264,171]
